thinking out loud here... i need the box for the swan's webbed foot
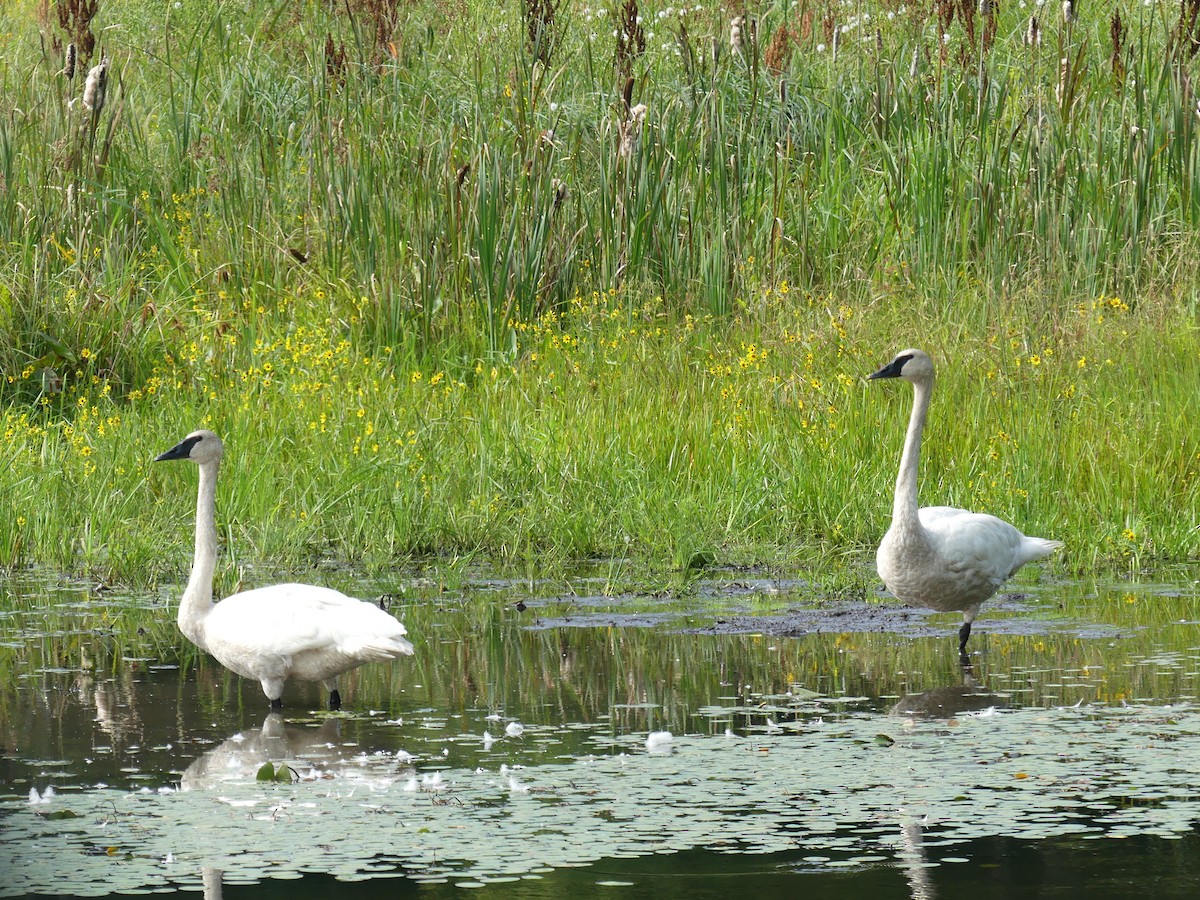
[328,689,342,711]
[270,697,283,710]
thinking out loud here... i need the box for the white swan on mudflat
[868,350,1063,660]
[155,430,414,709]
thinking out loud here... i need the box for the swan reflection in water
[889,666,1007,719]
[889,666,1006,899]
[181,714,412,791]
[897,815,937,900]
[201,868,223,900]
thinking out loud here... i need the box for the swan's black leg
[958,621,972,663]
[328,689,342,711]
[270,697,283,710]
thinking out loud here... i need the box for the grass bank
[1,282,1195,586]
[0,0,1198,586]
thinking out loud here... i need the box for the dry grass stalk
[522,0,560,64]
[1171,0,1200,61]
[615,0,646,84]
[325,34,348,86]
[349,0,401,64]
[821,7,836,45]
[764,24,793,76]
[39,0,99,61]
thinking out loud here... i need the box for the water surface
[2,566,1200,897]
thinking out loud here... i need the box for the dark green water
[3,567,1200,898]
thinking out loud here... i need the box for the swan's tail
[1022,537,1064,562]
[349,635,415,660]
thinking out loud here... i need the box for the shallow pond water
[2,565,1200,898]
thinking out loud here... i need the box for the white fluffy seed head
[82,60,108,114]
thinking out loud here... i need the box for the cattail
[619,102,648,158]
[1025,16,1042,47]
[64,43,77,80]
[730,16,744,56]
[82,59,108,114]
[551,177,568,209]
[1062,0,1075,25]
[978,0,991,16]
[1110,11,1127,83]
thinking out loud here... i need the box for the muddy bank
[524,591,1129,640]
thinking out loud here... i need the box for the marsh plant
[39,0,99,63]
[522,0,562,64]
[1,0,1199,578]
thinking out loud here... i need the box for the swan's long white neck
[893,376,933,528]
[179,459,219,650]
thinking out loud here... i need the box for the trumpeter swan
[868,350,1062,661]
[155,430,414,709]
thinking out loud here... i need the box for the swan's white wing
[919,508,1026,585]
[205,584,413,662]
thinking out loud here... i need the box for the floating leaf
[38,809,80,820]
[7,706,1200,894]
[255,762,277,782]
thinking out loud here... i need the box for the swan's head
[155,430,225,466]
[868,349,934,384]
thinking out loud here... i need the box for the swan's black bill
[868,354,911,380]
[155,434,202,462]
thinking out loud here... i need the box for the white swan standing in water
[868,350,1063,661]
[155,430,414,709]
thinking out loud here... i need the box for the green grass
[1,0,1198,587]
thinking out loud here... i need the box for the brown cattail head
[1110,11,1127,83]
[64,43,76,80]
[1062,0,1075,24]
[82,58,107,114]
